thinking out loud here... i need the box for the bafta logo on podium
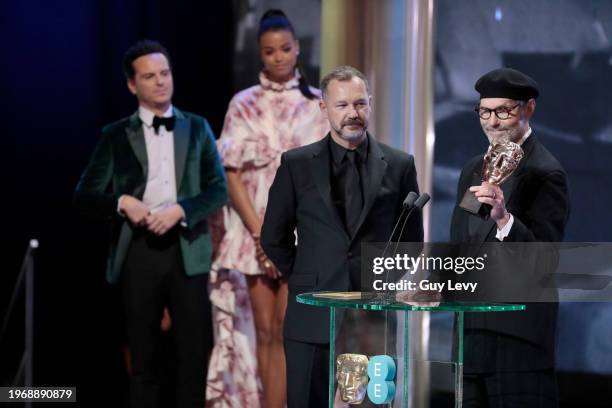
[336,354,396,404]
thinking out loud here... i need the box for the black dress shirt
[329,135,369,237]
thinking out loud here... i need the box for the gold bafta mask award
[459,140,523,218]
[336,353,369,404]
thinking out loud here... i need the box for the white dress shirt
[118,105,179,216]
[139,105,178,213]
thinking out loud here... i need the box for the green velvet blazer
[74,108,227,284]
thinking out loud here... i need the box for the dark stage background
[0,1,234,405]
[2,1,612,406]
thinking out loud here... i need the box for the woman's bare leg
[264,280,288,408]
[247,275,278,406]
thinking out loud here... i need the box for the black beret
[475,67,539,100]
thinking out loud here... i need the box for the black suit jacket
[261,134,423,344]
[450,134,570,371]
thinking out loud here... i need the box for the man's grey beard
[484,125,524,145]
[333,123,368,141]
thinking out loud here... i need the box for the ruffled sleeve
[217,95,250,169]
[217,90,280,169]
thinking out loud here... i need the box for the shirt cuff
[117,195,127,217]
[496,213,514,241]
[177,204,187,228]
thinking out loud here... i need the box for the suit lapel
[173,108,190,192]
[467,171,488,239]
[352,135,387,242]
[125,112,148,199]
[124,107,192,197]
[126,112,147,170]
[311,136,349,239]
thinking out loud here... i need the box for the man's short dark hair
[122,39,172,79]
[320,65,371,99]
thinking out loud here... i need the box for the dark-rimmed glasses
[475,103,521,120]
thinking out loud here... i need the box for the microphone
[385,193,431,294]
[413,193,430,211]
[378,192,430,300]
[403,191,419,209]
[380,191,419,259]
[392,192,430,256]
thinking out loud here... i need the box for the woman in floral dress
[206,9,329,408]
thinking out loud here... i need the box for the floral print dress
[206,71,329,407]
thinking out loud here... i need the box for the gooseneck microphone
[383,192,430,291]
[377,192,430,304]
[392,192,430,256]
[414,192,431,210]
[380,191,419,259]
[403,191,420,209]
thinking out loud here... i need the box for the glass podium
[297,292,525,408]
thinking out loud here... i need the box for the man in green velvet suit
[74,40,227,408]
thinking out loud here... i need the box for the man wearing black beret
[450,68,570,407]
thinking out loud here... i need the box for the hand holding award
[459,140,523,219]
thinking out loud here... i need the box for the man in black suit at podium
[450,68,570,407]
[261,65,423,408]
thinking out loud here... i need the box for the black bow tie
[152,116,176,133]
